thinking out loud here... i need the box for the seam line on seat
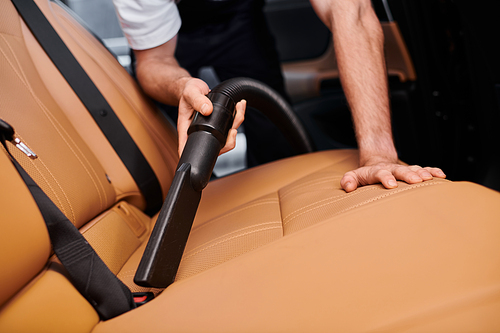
[283,181,446,226]
[1,33,109,213]
[279,176,342,199]
[0,38,73,219]
[2,32,108,209]
[283,186,377,223]
[56,9,181,189]
[185,221,282,257]
[183,223,283,261]
[30,151,76,221]
[190,198,279,233]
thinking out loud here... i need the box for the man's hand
[341,160,446,192]
[177,78,246,156]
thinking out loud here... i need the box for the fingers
[219,129,238,155]
[178,92,247,157]
[423,166,446,178]
[392,165,426,184]
[219,99,247,156]
[182,78,213,115]
[365,167,399,189]
[341,168,397,193]
[392,165,446,184]
[177,79,212,156]
[232,100,246,131]
[341,163,447,192]
[340,172,359,192]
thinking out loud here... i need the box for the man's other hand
[341,161,446,192]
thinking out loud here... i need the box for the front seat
[1,0,500,332]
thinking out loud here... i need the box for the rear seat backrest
[0,2,115,226]
[23,0,179,210]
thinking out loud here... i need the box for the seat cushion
[117,150,360,290]
[116,150,461,295]
[94,155,500,332]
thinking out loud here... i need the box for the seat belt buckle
[132,292,154,307]
[0,118,37,159]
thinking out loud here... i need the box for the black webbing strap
[11,0,163,215]
[0,121,136,320]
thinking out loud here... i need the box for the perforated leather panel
[0,1,115,227]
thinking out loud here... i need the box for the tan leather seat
[1,0,500,331]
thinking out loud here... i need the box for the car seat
[1,0,500,331]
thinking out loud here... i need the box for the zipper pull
[0,118,38,159]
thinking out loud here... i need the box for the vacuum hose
[135,77,314,288]
[181,77,315,192]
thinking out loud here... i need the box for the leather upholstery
[95,180,500,333]
[0,1,115,227]
[1,0,500,331]
[23,0,179,210]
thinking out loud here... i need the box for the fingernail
[422,172,432,179]
[410,175,421,182]
[388,180,397,187]
[200,103,208,114]
[343,181,353,192]
[437,170,446,177]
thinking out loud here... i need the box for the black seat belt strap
[11,0,163,215]
[0,119,135,320]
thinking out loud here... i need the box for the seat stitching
[30,153,76,221]
[39,106,108,210]
[0,34,31,83]
[283,181,446,226]
[61,12,179,170]
[283,186,377,222]
[21,19,113,208]
[5,140,73,219]
[0,35,108,211]
[0,37,102,215]
[190,198,279,233]
[185,221,282,257]
[1,34,107,209]
[0,58,74,219]
[182,224,283,261]
[0,31,22,39]
[280,176,342,199]
[282,185,340,199]
[56,12,179,180]
[118,269,140,277]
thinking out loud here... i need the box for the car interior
[1,0,500,332]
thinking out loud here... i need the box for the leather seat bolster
[0,151,50,306]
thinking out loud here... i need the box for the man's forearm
[135,51,191,106]
[330,0,397,166]
[132,36,193,106]
[311,0,397,165]
[310,0,445,191]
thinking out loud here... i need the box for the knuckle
[374,169,390,179]
[408,165,422,172]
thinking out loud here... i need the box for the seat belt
[0,119,136,320]
[10,0,163,216]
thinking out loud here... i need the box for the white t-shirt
[113,0,181,50]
